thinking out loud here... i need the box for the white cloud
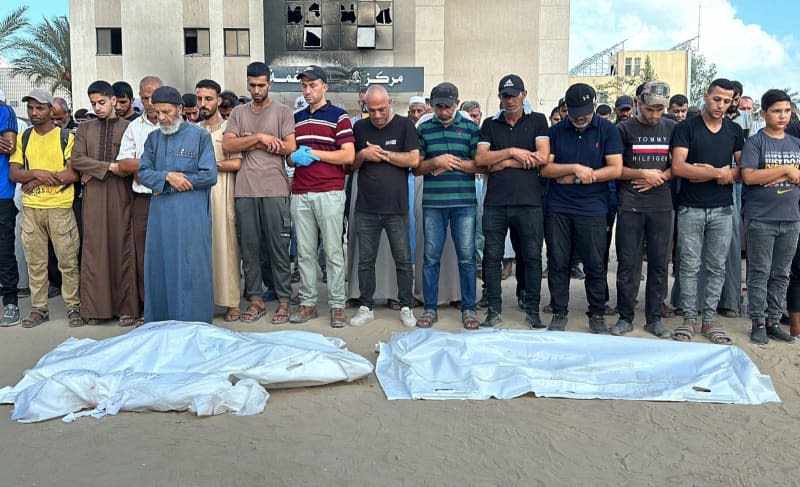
[570,0,800,99]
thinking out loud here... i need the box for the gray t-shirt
[616,117,676,212]
[741,131,800,221]
[225,100,296,197]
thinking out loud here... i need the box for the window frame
[96,27,123,55]
[224,28,250,57]
[184,28,211,56]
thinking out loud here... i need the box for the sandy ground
[2,265,800,487]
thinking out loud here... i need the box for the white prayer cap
[409,96,425,105]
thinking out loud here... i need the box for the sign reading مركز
[270,66,424,93]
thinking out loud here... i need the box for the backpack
[20,126,70,171]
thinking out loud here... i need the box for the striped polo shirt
[418,112,479,208]
[293,101,355,194]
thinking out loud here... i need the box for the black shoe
[717,307,738,318]
[548,314,567,331]
[589,314,609,334]
[524,312,545,329]
[610,319,633,336]
[48,285,61,299]
[766,323,795,342]
[780,313,790,325]
[570,265,585,280]
[291,269,300,284]
[481,308,503,328]
[321,270,327,284]
[750,322,768,344]
[644,319,672,338]
[517,290,526,311]
[476,294,488,310]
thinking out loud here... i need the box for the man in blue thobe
[138,86,217,323]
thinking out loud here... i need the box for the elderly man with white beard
[137,86,218,324]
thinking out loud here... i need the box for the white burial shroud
[0,321,374,423]
[376,329,780,405]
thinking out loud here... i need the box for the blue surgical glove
[291,146,320,167]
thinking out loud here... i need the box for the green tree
[690,52,717,105]
[637,56,657,84]
[8,15,71,99]
[0,6,29,51]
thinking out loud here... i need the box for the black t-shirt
[353,114,419,214]
[617,117,676,212]
[479,111,549,206]
[672,116,744,208]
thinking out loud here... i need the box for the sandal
[240,301,267,323]
[272,302,290,324]
[672,321,696,342]
[223,307,242,322]
[118,315,136,327]
[21,308,49,328]
[702,324,732,345]
[86,318,106,325]
[134,318,145,327]
[68,307,85,328]
[462,310,480,330]
[416,309,438,328]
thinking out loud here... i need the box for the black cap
[498,74,525,96]
[615,95,634,109]
[151,86,184,105]
[596,104,612,116]
[564,83,596,118]
[182,93,197,108]
[297,65,328,83]
[430,82,459,107]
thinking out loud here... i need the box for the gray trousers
[745,219,800,324]
[235,196,292,302]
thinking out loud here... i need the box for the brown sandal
[68,307,85,328]
[223,307,242,322]
[21,308,49,328]
[240,301,266,323]
[118,314,136,327]
[272,302,290,324]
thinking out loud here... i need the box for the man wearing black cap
[540,83,623,333]
[137,86,217,324]
[475,74,550,329]
[223,62,297,325]
[288,65,355,328]
[414,82,482,329]
[615,95,634,123]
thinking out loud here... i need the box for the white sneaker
[349,306,374,326]
[399,306,416,327]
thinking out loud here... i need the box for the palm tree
[0,6,29,52]
[9,15,71,98]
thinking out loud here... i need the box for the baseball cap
[564,83,596,118]
[640,81,671,107]
[430,82,458,107]
[21,88,55,105]
[596,104,612,116]
[296,65,328,83]
[498,74,525,96]
[615,95,634,109]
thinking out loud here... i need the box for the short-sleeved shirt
[547,116,624,216]
[353,114,419,214]
[10,127,75,209]
[478,111,549,207]
[225,101,295,197]
[0,105,19,199]
[672,116,744,208]
[616,116,676,212]
[292,101,355,194]
[418,112,479,208]
[741,131,800,221]
[117,115,159,193]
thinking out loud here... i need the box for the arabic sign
[270,66,424,93]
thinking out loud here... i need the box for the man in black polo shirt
[475,74,550,328]
[612,81,676,338]
[670,78,744,345]
[348,85,420,328]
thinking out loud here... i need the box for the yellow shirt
[10,127,75,209]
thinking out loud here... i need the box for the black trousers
[0,199,19,306]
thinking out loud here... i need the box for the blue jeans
[745,219,800,323]
[422,206,477,311]
[677,205,733,323]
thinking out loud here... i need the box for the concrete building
[69,0,570,114]
[569,48,690,105]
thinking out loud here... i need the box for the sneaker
[476,293,488,310]
[291,268,300,283]
[1,304,20,327]
[589,314,609,334]
[349,306,374,327]
[261,289,277,302]
[524,312,545,329]
[610,319,633,336]
[321,269,328,284]
[750,322,768,344]
[766,323,795,342]
[17,288,30,298]
[289,305,318,323]
[570,265,585,280]
[643,319,672,338]
[330,307,346,328]
[548,313,568,331]
[480,308,503,328]
[399,306,416,327]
